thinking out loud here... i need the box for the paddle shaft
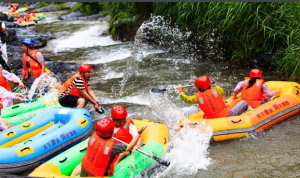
[112,136,170,166]
[151,84,194,93]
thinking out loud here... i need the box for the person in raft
[59,64,103,113]
[16,15,25,24]
[0,67,25,107]
[21,38,46,88]
[232,68,281,109]
[0,86,23,131]
[178,75,249,118]
[24,11,31,22]
[80,118,146,177]
[70,105,144,177]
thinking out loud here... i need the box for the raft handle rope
[59,157,67,163]
[22,123,31,128]
[80,147,87,152]
[20,147,30,152]
[7,131,14,136]
[112,136,170,167]
[231,119,242,123]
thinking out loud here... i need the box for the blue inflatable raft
[0,107,92,174]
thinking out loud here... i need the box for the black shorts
[59,95,80,108]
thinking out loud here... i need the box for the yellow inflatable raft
[13,21,36,27]
[178,81,300,141]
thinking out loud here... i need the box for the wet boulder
[58,11,82,20]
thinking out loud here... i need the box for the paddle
[151,85,194,93]
[12,85,28,95]
[112,136,170,167]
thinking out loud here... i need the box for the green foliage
[153,2,300,79]
[38,2,50,8]
[71,2,82,12]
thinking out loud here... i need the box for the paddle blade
[151,88,167,93]
[152,155,170,166]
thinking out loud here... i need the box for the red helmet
[111,105,128,119]
[27,11,30,14]
[195,75,212,90]
[249,69,262,79]
[32,10,35,13]
[17,15,21,18]
[95,118,115,137]
[79,64,92,73]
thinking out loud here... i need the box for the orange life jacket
[60,73,88,98]
[112,118,134,144]
[12,7,16,12]
[17,18,25,24]
[23,50,43,79]
[25,14,31,22]
[196,87,230,119]
[32,12,36,17]
[0,69,11,91]
[81,132,115,177]
[241,77,264,108]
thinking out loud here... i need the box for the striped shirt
[59,77,89,98]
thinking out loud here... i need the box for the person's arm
[86,86,100,106]
[36,52,45,74]
[2,69,24,88]
[126,126,147,151]
[232,81,244,99]
[262,84,280,98]
[129,123,143,149]
[40,62,45,75]
[179,92,198,104]
[21,69,26,82]
[79,89,97,105]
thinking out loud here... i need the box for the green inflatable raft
[29,119,169,177]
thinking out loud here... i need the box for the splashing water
[119,26,144,96]
[119,15,193,96]
[148,90,213,177]
[27,73,61,105]
[154,123,213,178]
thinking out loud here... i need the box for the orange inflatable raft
[178,81,300,141]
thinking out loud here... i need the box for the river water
[12,10,300,177]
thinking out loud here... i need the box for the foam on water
[102,71,124,80]
[148,91,213,177]
[102,95,150,106]
[45,22,121,53]
[85,47,132,64]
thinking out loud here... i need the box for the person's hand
[19,81,25,89]
[15,93,23,98]
[274,89,281,93]
[15,95,23,102]
[177,85,183,94]
[94,103,99,111]
[232,95,237,99]
[138,126,147,135]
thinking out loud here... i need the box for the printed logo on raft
[256,101,290,119]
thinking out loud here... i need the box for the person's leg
[229,101,249,116]
[70,164,81,177]
[59,95,80,108]
[114,151,130,166]
[77,98,86,108]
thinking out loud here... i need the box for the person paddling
[178,75,249,118]
[76,118,146,177]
